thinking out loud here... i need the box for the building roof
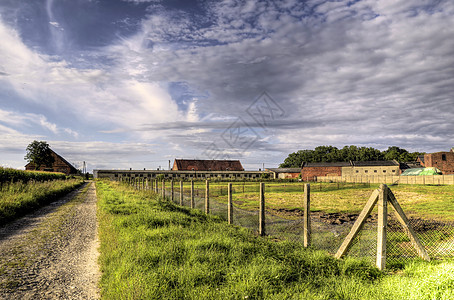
[351,160,399,167]
[172,159,244,171]
[418,155,425,164]
[267,168,301,173]
[301,160,399,168]
[302,162,351,167]
[25,149,78,174]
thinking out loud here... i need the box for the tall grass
[0,167,67,183]
[0,179,84,224]
[97,180,454,299]
[97,180,381,299]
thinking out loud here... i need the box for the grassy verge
[0,179,84,225]
[97,180,454,299]
[0,167,67,183]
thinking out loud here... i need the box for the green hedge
[0,167,66,183]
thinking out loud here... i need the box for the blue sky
[1,0,453,172]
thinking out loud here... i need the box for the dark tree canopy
[279,145,424,168]
[24,140,55,170]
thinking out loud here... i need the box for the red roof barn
[172,159,244,171]
[25,149,78,175]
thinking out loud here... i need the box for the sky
[0,0,453,172]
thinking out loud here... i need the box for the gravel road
[0,182,100,299]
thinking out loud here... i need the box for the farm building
[94,169,266,181]
[266,168,301,179]
[25,149,78,175]
[341,160,400,176]
[301,162,351,181]
[172,159,244,171]
[300,160,400,181]
[422,150,454,175]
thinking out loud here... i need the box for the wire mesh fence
[128,178,454,267]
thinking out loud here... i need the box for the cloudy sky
[0,0,453,172]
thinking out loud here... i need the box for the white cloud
[1,0,454,170]
[0,108,80,137]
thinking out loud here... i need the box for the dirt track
[0,182,100,299]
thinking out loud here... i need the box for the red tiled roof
[172,159,244,171]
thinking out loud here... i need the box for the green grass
[180,181,454,221]
[96,180,454,299]
[0,167,67,183]
[0,179,84,225]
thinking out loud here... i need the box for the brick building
[25,149,78,175]
[266,168,301,179]
[423,150,454,175]
[301,162,350,181]
[172,159,244,171]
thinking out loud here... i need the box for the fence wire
[130,180,454,267]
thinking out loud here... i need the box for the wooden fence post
[303,183,311,248]
[205,180,209,214]
[259,182,265,236]
[161,180,165,200]
[155,179,158,193]
[171,179,174,202]
[191,180,195,209]
[376,184,388,270]
[228,183,233,224]
[180,181,183,206]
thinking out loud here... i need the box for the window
[392,170,396,173]
[442,154,447,161]
[383,170,386,173]
[355,170,359,173]
[374,170,377,173]
[365,170,368,173]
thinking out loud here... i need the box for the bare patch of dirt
[272,208,374,225]
[0,182,100,300]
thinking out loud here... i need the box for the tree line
[280,146,425,168]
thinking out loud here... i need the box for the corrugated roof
[301,160,399,168]
[303,162,351,167]
[352,160,399,166]
[173,159,244,171]
[267,168,301,173]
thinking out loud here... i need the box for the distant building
[300,160,400,181]
[172,159,244,171]
[342,160,400,176]
[25,149,78,175]
[301,162,351,181]
[266,168,301,179]
[423,150,454,175]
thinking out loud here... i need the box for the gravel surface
[0,182,100,299]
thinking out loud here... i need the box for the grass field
[0,167,67,183]
[96,180,454,299]
[0,179,84,225]
[183,181,454,221]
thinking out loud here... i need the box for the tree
[24,140,55,170]
[280,145,423,167]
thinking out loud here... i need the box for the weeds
[0,179,84,225]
